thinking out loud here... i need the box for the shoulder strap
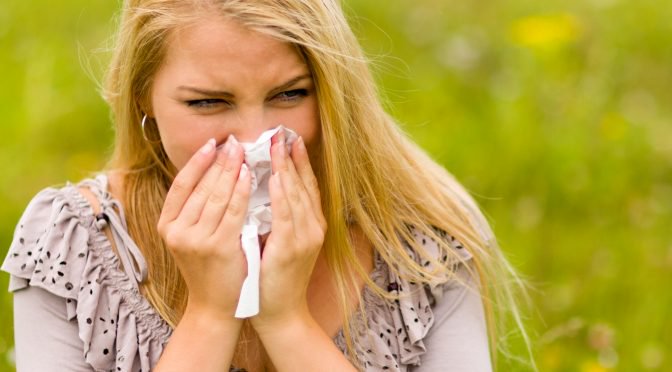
[78,174,148,288]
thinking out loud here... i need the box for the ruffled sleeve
[2,180,172,372]
[390,226,474,367]
[2,187,85,299]
[333,226,474,371]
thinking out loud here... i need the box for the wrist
[251,305,315,339]
[251,309,356,371]
[183,302,244,333]
[156,303,244,371]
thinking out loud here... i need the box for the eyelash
[186,89,309,108]
[275,89,308,102]
[186,98,225,109]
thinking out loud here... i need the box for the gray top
[2,174,491,371]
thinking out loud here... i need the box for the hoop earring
[141,114,160,143]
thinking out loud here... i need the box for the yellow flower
[510,13,582,49]
[600,112,628,142]
[581,360,609,372]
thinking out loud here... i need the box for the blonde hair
[102,0,536,370]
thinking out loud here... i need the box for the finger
[200,138,244,234]
[290,136,326,229]
[270,130,300,177]
[272,136,312,235]
[159,138,217,228]
[215,163,251,241]
[280,142,313,216]
[178,137,233,226]
[270,131,284,175]
[268,172,294,240]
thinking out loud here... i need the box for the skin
[149,15,321,169]
[145,15,359,372]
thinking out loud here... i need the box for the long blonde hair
[102,0,536,370]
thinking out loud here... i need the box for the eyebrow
[177,74,312,97]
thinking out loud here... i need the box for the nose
[227,105,276,143]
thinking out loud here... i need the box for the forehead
[159,15,308,85]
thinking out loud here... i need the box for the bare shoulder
[107,169,126,202]
[75,171,122,210]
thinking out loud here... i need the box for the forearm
[256,310,358,372]
[155,308,243,372]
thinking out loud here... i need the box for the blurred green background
[1,0,670,371]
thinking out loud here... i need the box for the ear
[137,101,155,118]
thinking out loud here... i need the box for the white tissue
[218,126,298,318]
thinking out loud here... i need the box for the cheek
[153,104,213,171]
[284,97,321,147]
[159,130,198,171]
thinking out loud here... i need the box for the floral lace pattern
[2,175,473,371]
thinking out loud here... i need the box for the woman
[2,0,534,371]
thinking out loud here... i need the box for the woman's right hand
[157,136,250,320]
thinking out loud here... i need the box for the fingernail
[240,163,249,177]
[297,136,306,152]
[200,138,216,154]
[219,137,230,154]
[281,132,289,157]
[227,135,237,158]
[278,141,286,158]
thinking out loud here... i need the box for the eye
[273,89,308,102]
[185,98,227,108]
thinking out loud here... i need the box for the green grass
[1,1,670,371]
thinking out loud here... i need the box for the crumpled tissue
[217,125,298,318]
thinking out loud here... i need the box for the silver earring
[141,114,158,142]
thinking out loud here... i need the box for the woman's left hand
[250,130,327,332]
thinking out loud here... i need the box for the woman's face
[150,16,320,170]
